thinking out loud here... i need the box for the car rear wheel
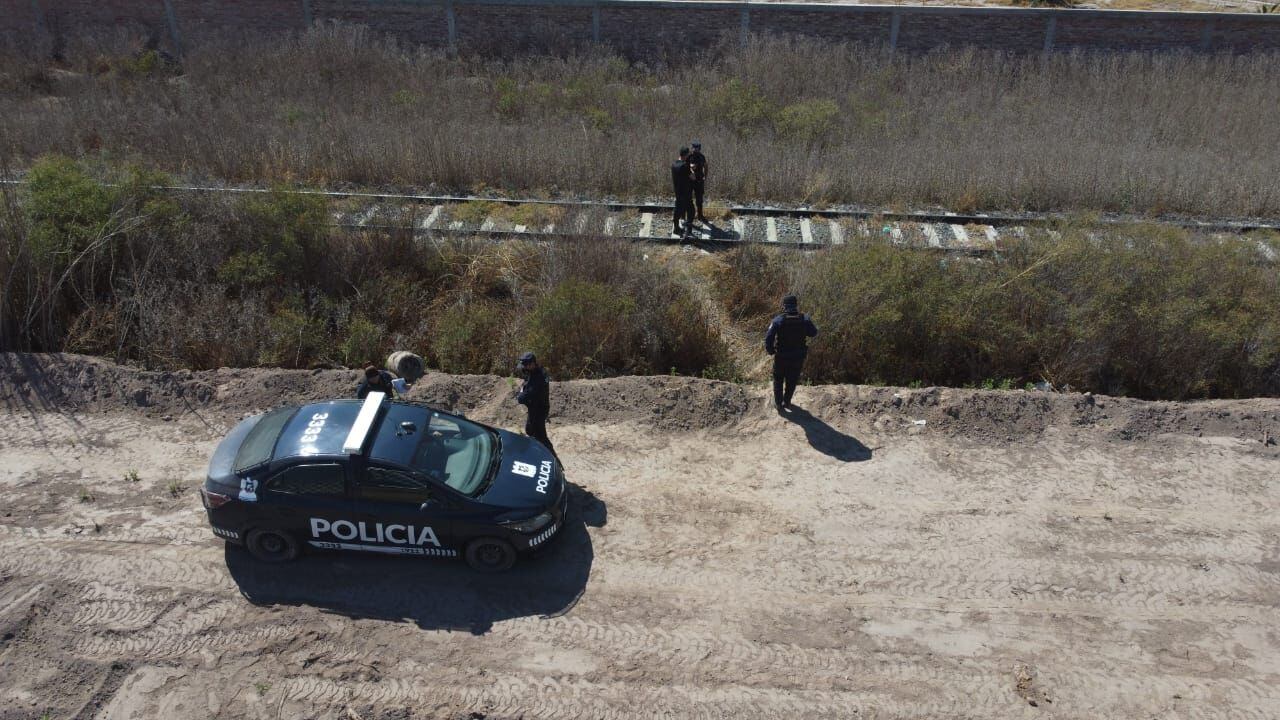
[465,537,516,573]
[246,528,299,563]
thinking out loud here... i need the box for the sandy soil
[1,353,1278,720]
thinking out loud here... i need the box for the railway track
[4,180,1278,252]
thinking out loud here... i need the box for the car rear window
[234,406,296,471]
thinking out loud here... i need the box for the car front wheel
[246,528,300,563]
[465,537,516,572]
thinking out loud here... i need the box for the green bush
[24,155,116,266]
[217,250,278,287]
[433,300,511,374]
[774,99,840,146]
[261,301,331,368]
[525,279,639,376]
[708,79,772,137]
[340,315,386,368]
[232,188,329,286]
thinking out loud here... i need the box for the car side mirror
[398,421,416,436]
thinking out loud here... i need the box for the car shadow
[780,405,873,462]
[225,484,603,635]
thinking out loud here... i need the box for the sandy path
[1,363,1278,719]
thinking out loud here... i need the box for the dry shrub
[1,27,1278,215]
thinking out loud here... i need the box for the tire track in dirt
[17,530,1276,714]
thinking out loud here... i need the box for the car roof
[272,399,364,462]
[270,398,480,469]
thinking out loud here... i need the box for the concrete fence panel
[7,1,1280,56]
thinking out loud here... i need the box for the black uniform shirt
[671,160,693,195]
[356,370,397,399]
[765,312,819,360]
[688,151,707,182]
[517,367,551,418]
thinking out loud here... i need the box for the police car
[200,392,567,572]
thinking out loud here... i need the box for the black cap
[518,351,536,365]
[782,294,798,310]
[691,140,701,149]
[679,146,689,156]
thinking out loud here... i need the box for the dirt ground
[1,353,1278,720]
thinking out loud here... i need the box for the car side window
[264,464,346,497]
[362,466,436,505]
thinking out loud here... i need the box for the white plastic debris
[912,419,927,426]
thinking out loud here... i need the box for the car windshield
[369,404,498,497]
[234,406,296,471]
[411,412,497,496]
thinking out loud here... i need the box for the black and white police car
[200,392,567,572]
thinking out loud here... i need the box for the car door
[256,462,353,551]
[353,462,458,558]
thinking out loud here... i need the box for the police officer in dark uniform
[687,141,708,224]
[356,366,398,399]
[671,147,695,238]
[516,351,557,458]
[764,295,818,411]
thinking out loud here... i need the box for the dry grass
[1,26,1278,216]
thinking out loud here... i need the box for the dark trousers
[772,356,804,406]
[525,412,556,458]
[692,180,705,218]
[673,194,694,232]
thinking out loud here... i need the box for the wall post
[29,0,45,36]
[1042,15,1057,56]
[445,0,457,55]
[1200,19,1215,51]
[593,3,601,43]
[740,4,750,47]
[301,0,313,28]
[161,0,183,55]
[888,11,901,54]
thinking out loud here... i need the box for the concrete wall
[4,0,1279,56]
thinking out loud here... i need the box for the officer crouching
[764,295,818,411]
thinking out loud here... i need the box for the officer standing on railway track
[687,141,708,224]
[671,147,695,239]
[516,352,557,459]
[764,295,818,411]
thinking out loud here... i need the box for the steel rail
[2,179,1277,234]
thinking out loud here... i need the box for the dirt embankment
[3,353,1277,444]
[2,353,1280,720]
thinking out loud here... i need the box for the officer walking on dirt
[764,295,818,411]
[687,141,708,224]
[671,147,695,239]
[516,351,557,458]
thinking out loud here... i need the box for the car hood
[206,413,262,492]
[479,429,562,511]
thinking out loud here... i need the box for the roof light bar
[343,392,385,454]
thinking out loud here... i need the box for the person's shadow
[225,485,604,635]
[780,405,873,462]
[694,220,739,241]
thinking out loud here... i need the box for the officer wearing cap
[687,141,708,224]
[764,295,818,411]
[515,352,556,457]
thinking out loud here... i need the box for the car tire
[246,528,300,563]
[465,537,517,573]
